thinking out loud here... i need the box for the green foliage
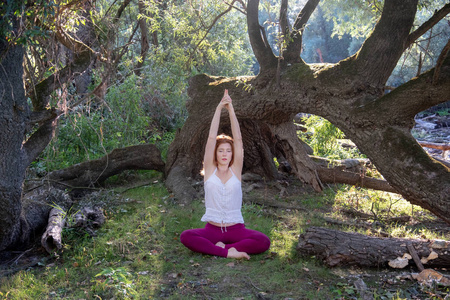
[127,0,254,77]
[0,1,53,46]
[299,115,362,159]
[320,0,381,39]
[95,267,137,297]
[36,75,155,171]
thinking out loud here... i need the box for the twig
[246,276,262,290]
[407,242,424,271]
[119,181,156,194]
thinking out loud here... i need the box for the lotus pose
[180,90,271,259]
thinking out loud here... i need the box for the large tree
[165,0,450,222]
[0,0,158,251]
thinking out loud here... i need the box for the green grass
[1,173,449,299]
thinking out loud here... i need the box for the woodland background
[0,0,450,299]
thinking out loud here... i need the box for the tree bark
[0,34,28,251]
[297,227,450,269]
[47,144,165,189]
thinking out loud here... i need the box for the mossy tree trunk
[0,2,96,251]
[165,0,450,223]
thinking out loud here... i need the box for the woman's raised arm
[203,91,228,180]
[224,91,243,180]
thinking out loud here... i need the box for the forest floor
[1,170,449,299]
[0,115,449,299]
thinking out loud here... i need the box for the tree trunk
[0,37,28,251]
[297,227,450,269]
[165,75,322,203]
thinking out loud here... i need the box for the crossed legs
[180,223,270,259]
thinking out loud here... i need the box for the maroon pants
[180,223,270,257]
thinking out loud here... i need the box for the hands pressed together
[219,89,233,110]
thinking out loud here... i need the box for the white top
[201,168,245,224]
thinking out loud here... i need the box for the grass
[1,171,449,299]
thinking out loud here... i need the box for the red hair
[213,134,234,167]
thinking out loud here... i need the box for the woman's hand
[219,89,233,110]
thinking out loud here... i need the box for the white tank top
[201,168,245,224]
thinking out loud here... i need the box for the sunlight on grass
[331,186,444,240]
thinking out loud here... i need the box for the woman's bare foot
[227,247,250,260]
[215,241,226,248]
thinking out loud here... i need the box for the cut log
[297,227,450,268]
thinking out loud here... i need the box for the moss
[382,127,449,188]
[284,63,315,82]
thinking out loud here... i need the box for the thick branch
[47,144,165,188]
[317,167,397,193]
[31,49,92,111]
[406,3,450,50]
[28,108,59,128]
[23,120,57,167]
[279,0,288,39]
[284,0,319,64]
[247,0,277,73]
[356,0,418,84]
[356,54,450,121]
[433,39,450,85]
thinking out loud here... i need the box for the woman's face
[216,142,233,166]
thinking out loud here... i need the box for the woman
[180,89,271,260]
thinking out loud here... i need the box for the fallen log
[41,207,66,253]
[297,227,450,269]
[47,144,165,189]
[316,166,397,193]
[418,140,450,152]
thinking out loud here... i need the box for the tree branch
[284,0,319,64]
[247,0,277,73]
[358,54,450,121]
[405,3,450,50]
[433,39,450,85]
[356,0,418,84]
[30,50,92,111]
[135,1,150,76]
[279,0,289,40]
[23,119,57,167]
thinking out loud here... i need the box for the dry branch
[418,140,450,151]
[41,207,66,253]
